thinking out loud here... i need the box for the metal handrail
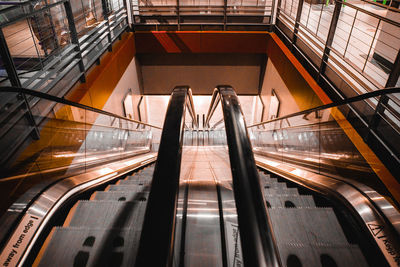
[0,86,162,129]
[206,85,282,267]
[186,88,199,128]
[205,87,221,128]
[135,86,194,266]
[247,87,400,128]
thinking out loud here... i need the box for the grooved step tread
[265,195,316,208]
[264,187,299,196]
[92,191,148,201]
[267,207,348,245]
[117,180,152,186]
[37,227,141,267]
[67,200,146,229]
[276,243,368,267]
[105,184,148,192]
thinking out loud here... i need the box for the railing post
[177,0,181,30]
[63,0,86,83]
[385,48,400,88]
[292,0,304,50]
[0,29,40,140]
[318,0,342,82]
[101,0,113,51]
[223,0,227,30]
[0,29,21,88]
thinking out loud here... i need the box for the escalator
[0,86,399,267]
[36,164,155,266]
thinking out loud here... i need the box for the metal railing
[275,0,400,97]
[0,86,161,174]
[132,0,274,30]
[0,0,129,92]
[0,86,162,243]
[248,87,400,199]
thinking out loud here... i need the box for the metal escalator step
[276,243,367,267]
[117,180,152,186]
[92,191,148,201]
[263,181,287,189]
[126,175,153,180]
[264,187,299,196]
[124,175,153,182]
[276,243,319,266]
[135,171,153,175]
[300,207,349,244]
[137,173,153,176]
[37,227,141,267]
[268,208,348,245]
[106,185,148,192]
[258,172,271,180]
[67,201,146,229]
[267,208,309,244]
[265,195,316,208]
[311,244,368,267]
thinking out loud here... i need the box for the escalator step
[37,227,141,267]
[125,175,153,180]
[134,171,153,175]
[265,187,299,196]
[92,191,148,202]
[268,208,348,245]
[106,185,148,192]
[124,176,153,182]
[66,200,146,229]
[276,243,319,266]
[258,173,271,180]
[276,243,367,267]
[117,180,152,186]
[263,181,288,189]
[265,195,316,208]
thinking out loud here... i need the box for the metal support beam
[63,1,86,83]
[177,0,181,30]
[101,0,113,52]
[386,48,400,88]
[0,29,40,140]
[0,29,21,87]
[318,0,341,82]
[223,0,227,30]
[292,0,304,50]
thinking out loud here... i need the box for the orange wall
[67,32,136,108]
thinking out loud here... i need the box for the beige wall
[258,59,301,122]
[145,94,257,129]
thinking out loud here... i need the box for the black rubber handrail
[205,87,220,128]
[0,86,162,129]
[247,87,400,128]
[135,86,194,266]
[210,85,282,267]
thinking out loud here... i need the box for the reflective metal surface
[0,152,156,267]
[177,146,242,267]
[255,155,400,266]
